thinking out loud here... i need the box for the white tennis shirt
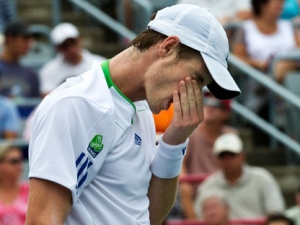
[29,60,165,224]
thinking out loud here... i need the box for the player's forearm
[148,175,179,225]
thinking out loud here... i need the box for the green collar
[101,60,136,113]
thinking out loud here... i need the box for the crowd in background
[0,0,300,225]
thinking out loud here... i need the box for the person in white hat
[39,22,106,97]
[26,4,240,225]
[194,133,285,220]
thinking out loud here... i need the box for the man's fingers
[192,79,203,116]
[173,90,182,118]
[179,80,189,119]
[187,78,197,117]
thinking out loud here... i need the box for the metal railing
[67,0,136,40]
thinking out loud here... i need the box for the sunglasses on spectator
[3,157,23,165]
[57,38,78,50]
[204,98,227,110]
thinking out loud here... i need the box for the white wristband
[151,137,188,179]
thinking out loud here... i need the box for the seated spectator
[176,0,252,25]
[39,22,106,97]
[266,214,295,225]
[232,0,300,113]
[0,64,21,139]
[0,142,29,225]
[179,89,237,219]
[0,20,40,98]
[285,186,300,225]
[201,192,230,225]
[194,133,285,219]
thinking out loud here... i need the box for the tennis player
[25,4,240,225]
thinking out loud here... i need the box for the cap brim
[201,53,241,100]
[214,149,240,156]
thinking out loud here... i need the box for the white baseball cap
[147,4,241,100]
[213,133,243,155]
[51,23,79,45]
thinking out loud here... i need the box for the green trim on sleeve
[101,60,136,112]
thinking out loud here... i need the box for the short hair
[265,214,294,225]
[4,20,32,37]
[251,0,269,16]
[130,13,200,61]
[0,142,21,161]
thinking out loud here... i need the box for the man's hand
[162,77,203,145]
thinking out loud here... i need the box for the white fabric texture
[243,19,296,61]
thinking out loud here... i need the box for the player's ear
[158,36,180,57]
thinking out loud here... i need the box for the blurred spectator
[194,133,285,219]
[233,0,300,113]
[179,90,237,219]
[176,0,252,25]
[0,142,28,225]
[201,192,230,225]
[0,20,40,98]
[285,186,300,225]
[0,0,15,31]
[0,63,21,139]
[39,22,106,97]
[265,214,295,225]
[0,95,20,140]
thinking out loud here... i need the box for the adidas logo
[134,133,142,146]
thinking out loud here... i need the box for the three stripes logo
[134,133,142,146]
[75,152,93,192]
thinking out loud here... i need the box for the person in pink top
[0,142,28,225]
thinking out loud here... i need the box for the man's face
[202,197,229,225]
[145,53,213,114]
[57,38,82,64]
[6,35,32,57]
[217,151,244,174]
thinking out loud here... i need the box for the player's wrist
[150,137,188,179]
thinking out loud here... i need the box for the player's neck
[109,47,152,102]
